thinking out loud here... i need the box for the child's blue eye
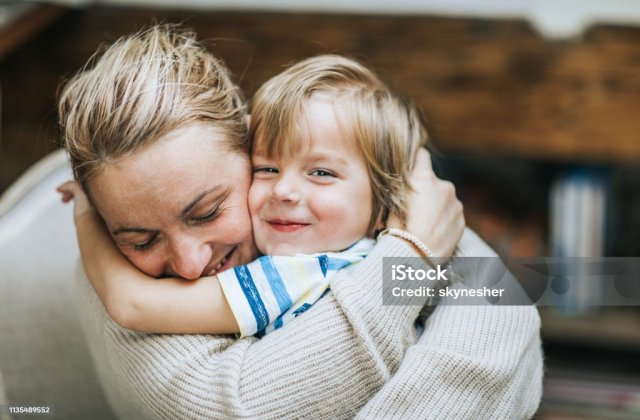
[310,169,335,177]
[254,167,278,174]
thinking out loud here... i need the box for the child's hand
[387,148,464,256]
[56,180,95,221]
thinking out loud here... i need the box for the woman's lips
[267,219,310,233]
[206,246,237,276]
[218,246,237,273]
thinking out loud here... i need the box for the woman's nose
[169,237,212,280]
[272,173,301,203]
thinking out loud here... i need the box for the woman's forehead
[89,126,250,222]
[141,123,246,170]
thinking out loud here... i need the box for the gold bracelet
[377,228,436,259]
[378,227,455,281]
[378,228,455,281]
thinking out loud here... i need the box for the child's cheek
[247,181,265,219]
[247,180,270,253]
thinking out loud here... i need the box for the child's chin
[264,244,306,257]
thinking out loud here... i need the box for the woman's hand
[387,148,465,256]
[56,180,95,222]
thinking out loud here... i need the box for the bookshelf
[540,308,640,350]
[538,313,640,419]
[454,154,640,419]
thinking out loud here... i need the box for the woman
[59,26,542,418]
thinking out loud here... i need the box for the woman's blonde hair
[59,25,248,196]
[250,54,429,235]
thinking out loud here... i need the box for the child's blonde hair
[250,54,429,235]
[59,25,248,197]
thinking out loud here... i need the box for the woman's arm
[59,181,239,334]
[354,152,543,418]
[357,305,543,419]
[355,230,544,419]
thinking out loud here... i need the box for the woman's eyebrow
[112,226,153,236]
[179,185,225,218]
[111,186,227,235]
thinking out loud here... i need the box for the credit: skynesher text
[391,287,505,299]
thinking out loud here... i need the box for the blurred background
[0,1,639,418]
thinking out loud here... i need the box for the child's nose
[272,174,301,203]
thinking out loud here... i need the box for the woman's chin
[216,247,238,273]
[219,243,256,272]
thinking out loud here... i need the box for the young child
[61,54,429,337]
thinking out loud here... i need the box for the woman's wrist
[377,228,440,268]
[378,228,435,256]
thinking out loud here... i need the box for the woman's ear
[246,114,251,129]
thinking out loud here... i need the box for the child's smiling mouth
[266,219,311,233]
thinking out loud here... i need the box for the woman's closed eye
[133,233,159,251]
[187,186,231,226]
[191,203,223,224]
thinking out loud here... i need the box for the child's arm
[58,181,239,334]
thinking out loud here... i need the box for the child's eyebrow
[307,153,349,166]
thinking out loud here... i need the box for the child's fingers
[57,180,79,192]
[57,181,71,193]
[60,191,73,203]
[56,180,82,203]
[57,186,74,203]
[57,180,81,194]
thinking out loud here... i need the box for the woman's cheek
[121,248,165,278]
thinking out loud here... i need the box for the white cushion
[0,150,116,419]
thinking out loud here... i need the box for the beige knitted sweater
[76,229,543,419]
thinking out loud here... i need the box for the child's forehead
[253,96,354,158]
[251,125,313,159]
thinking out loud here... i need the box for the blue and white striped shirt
[218,238,374,337]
